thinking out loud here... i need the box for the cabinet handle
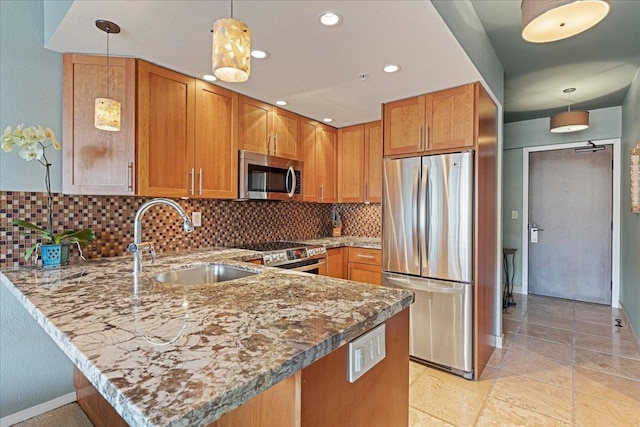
[364,183,368,203]
[198,168,203,195]
[424,124,429,150]
[320,184,324,202]
[267,134,273,155]
[275,133,278,154]
[127,162,134,192]
[418,126,423,151]
[357,254,376,259]
[190,168,195,196]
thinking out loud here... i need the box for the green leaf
[24,243,40,261]
[13,219,46,233]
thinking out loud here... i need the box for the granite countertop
[0,240,409,427]
[296,236,381,250]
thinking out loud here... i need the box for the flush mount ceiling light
[320,12,342,26]
[94,20,121,132]
[383,64,400,73]
[323,118,334,123]
[521,0,610,43]
[212,0,251,83]
[251,49,269,59]
[550,88,589,133]
[275,100,288,106]
[203,74,217,82]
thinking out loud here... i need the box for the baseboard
[0,392,76,427]
[495,333,504,349]
[619,301,640,356]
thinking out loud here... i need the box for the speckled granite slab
[1,247,410,427]
[296,236,381,250]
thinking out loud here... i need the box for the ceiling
[471,0,640,123]
[46,1,482,129]
[46,1,640,127]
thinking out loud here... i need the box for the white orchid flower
[45,127,61,149]
[18,143,43,161]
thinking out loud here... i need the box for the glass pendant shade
[521,0,610,43]
[212,18,251,83]
[95,98,122,131]
[550,110,589,133]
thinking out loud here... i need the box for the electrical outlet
[347,323,385,383]
[192,212,202,227]
[511,210,518,220]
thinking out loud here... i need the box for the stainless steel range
[233,241,327,272]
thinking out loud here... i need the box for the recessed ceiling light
[251,49,269,59]
[323,118,334,123]
[383,64,400,73]
[320,12,342,27]
[203,74,217,82]
[276,100,288,106]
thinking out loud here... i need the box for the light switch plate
[192,212,202,227]
[511,210,518,219]
[347,323,385,383]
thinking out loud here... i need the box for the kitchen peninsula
[0,247,412,427]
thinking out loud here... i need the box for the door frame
[521,138,621,307]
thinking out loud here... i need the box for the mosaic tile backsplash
[0,191,381,268]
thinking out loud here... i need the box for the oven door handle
[286,166,296,198]
[290,258,326,272]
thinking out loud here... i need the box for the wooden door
[338,124,365,203]
[383,95,425,157]
[62,54,136,195]
[364,121,383,203]
[137,61,195,197]
[317,125,338,203]
[427,83,475,151]
[348,263,382,285]
[301,119,319,202]
[273,109,300,159]
[323,248,347,279]
[239,96,272,155]
[194,80,238,199]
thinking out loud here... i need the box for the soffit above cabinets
[45,0,483,128]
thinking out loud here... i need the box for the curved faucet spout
[131,198,194,274]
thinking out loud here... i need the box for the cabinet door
[427,83,475,151]
[137,61,195,197]
[317,125,338,203]
[364,121,383,203]
[239,96,272,155]
[62,54,136,195]
[195,80,238,199]
[323,248,347,279]
[337,124,365,203]
[301,119,319,202]
[348,262,382,285]
[383,95,426,157]
[273,109,300,159]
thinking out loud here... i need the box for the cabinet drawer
[348,247,381,265]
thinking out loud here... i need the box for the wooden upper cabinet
[239,96,300,159]
[364,121,383,203]
[317,124,338,203]
[383,95,426,157]
[338,124,365,202]
[62,54,136,195]
[383,83,477,157]
[137,60,196,197]
[427,83,475,151]
[301,119,319,202]
[194,80,238,199]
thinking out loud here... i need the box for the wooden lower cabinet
[347,247,382,285]
[320,248,347,278]
[74,309,409,427]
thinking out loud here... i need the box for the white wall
[0,0,74,418]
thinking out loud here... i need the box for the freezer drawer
[383,272,473,378]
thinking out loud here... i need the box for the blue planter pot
[41,243,70,267]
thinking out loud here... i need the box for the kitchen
[2,1,640,426]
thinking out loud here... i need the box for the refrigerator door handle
[412,164,420,268]
[419,163,429,271]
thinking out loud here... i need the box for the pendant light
[212,0,251,83]
[94,20,121,131]
[521,0,610,43]
[550,88,589,133]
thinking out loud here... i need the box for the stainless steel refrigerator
[382,152,474,379]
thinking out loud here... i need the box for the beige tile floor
[409,293,640,426]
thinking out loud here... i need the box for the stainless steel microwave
[238,150,303,201]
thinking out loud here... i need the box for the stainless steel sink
[156,264,258,285]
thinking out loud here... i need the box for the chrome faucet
[129,198,194,275]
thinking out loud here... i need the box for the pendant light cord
[106,26,110,99]
[231,0,234,19]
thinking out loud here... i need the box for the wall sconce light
[521,0,610,43]
[632,143,640,213]
[212,0,251,83]
[550,88,589,133]
[94,20,121,131]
